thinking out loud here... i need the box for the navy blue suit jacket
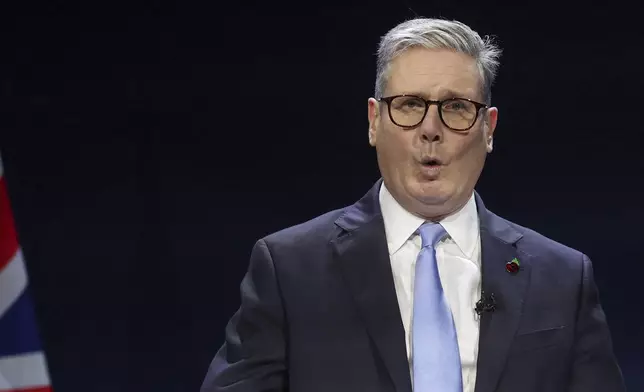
[202,180,625,392]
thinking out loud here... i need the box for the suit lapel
[331,180,412,392]
[474,193,532,392]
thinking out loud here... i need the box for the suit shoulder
[494,212,586,263]
[260,207,346,249]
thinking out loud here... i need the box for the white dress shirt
[379,182,482,392]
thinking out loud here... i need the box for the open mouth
[421,158,442,167]
[419,158,443,178]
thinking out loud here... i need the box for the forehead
[385,47,481,99]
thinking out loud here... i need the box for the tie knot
[418,222,446,249]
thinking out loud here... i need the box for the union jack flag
[0,155,53,392]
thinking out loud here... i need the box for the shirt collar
[379,182,479,259]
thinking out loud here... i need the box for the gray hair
[375,18,502,104]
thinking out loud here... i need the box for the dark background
[1,1,642,391]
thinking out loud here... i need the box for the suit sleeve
[567,254,625,392]
[201,239,288,392]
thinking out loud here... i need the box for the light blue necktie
[412,222,463,392]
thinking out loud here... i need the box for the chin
[407,178,455,205]
[413,174,451,193]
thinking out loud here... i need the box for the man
[201,18,625,392]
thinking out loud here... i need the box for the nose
[418,103,443,142]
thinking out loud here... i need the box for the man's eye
[397,98,424,109]
[444,101,465,110]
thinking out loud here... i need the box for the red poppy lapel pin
[506,257,520,274]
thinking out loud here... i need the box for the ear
[367,98,379,147]
[484,106,498,153]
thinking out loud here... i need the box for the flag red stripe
[0,387,52,392]
[0,176,20,271]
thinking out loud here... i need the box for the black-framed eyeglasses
[378,95,489,131]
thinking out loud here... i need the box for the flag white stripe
[0,249,28,318]
[0,352,50,389]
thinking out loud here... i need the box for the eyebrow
[401,89,474,100]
